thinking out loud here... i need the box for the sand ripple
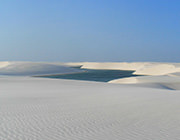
[0,77,180,140]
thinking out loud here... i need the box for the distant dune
[1,61,180,77]
[1,61,180,90]
[0,61,81,76]
[66,62,180,90]
[66,62,148,70]
[133,63,180,75]
[66,62,180,75]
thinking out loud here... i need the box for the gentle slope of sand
[0,76,180,140]
[109,75,180,90]
[0,61,81,76]
[66,62,180,75]
[1,61,180,139]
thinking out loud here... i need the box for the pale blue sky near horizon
[0,0,179,62]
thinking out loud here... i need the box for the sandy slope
[66,62,180,75]
[65,62,148,70]
[0,76,180,140]
[0,61,180,139]
[1,61,180,76]
[0,62,81,76]
[133,64,180,75]
[109,75,180,90]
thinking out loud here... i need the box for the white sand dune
[0,62,81,76]
[3,61,180,77]
[66,62,148,70]
[0,76,180,140]
[1,61,180,139]
[66,62,180,75]
[133,64,180,75]
[109,75,180,90]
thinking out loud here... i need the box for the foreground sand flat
[0,77,180,140]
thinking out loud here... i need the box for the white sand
[133,64,180,75]
[0,76,180,140]
[0,61,81,76]
[66,62,180,75]
[109,75,180,90]
[2,61,180,76]
[1,61,180,139]
[66,62,148,70]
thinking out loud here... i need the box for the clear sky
[0,0,179,62]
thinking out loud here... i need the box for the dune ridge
[1,61,180,76]
[133,64,180,75]
[0,61,180,90]
[66,62,148,70]
[0,61,81,76]
[66,62,180,76]
[66,62,180,90]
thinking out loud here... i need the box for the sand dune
[0,62,81,76]
[66,62,148,70]
[0,61,180,139]
[109,75,180,90]
[0,76,180,140]
[1,61,180,76]
[133,64,180,75]
[66,62,180,75]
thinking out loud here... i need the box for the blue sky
[0,0,179,62]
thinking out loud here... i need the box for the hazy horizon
[0,0,179,62]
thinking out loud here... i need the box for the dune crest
[66,62,180,76]
[66,62,148,70]
[133,64,180,75]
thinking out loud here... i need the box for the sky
[0,0,179,62]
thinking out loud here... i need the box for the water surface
[41,69,138,82]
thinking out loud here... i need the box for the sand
[0,62,81,76]
[65,62,148,70]
[109,75,180,90]
[0,76,180,140]
[1,61,180,140]
[66,62,180,75]
[133,64,180,75]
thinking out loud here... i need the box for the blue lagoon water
[40,69,138,82]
